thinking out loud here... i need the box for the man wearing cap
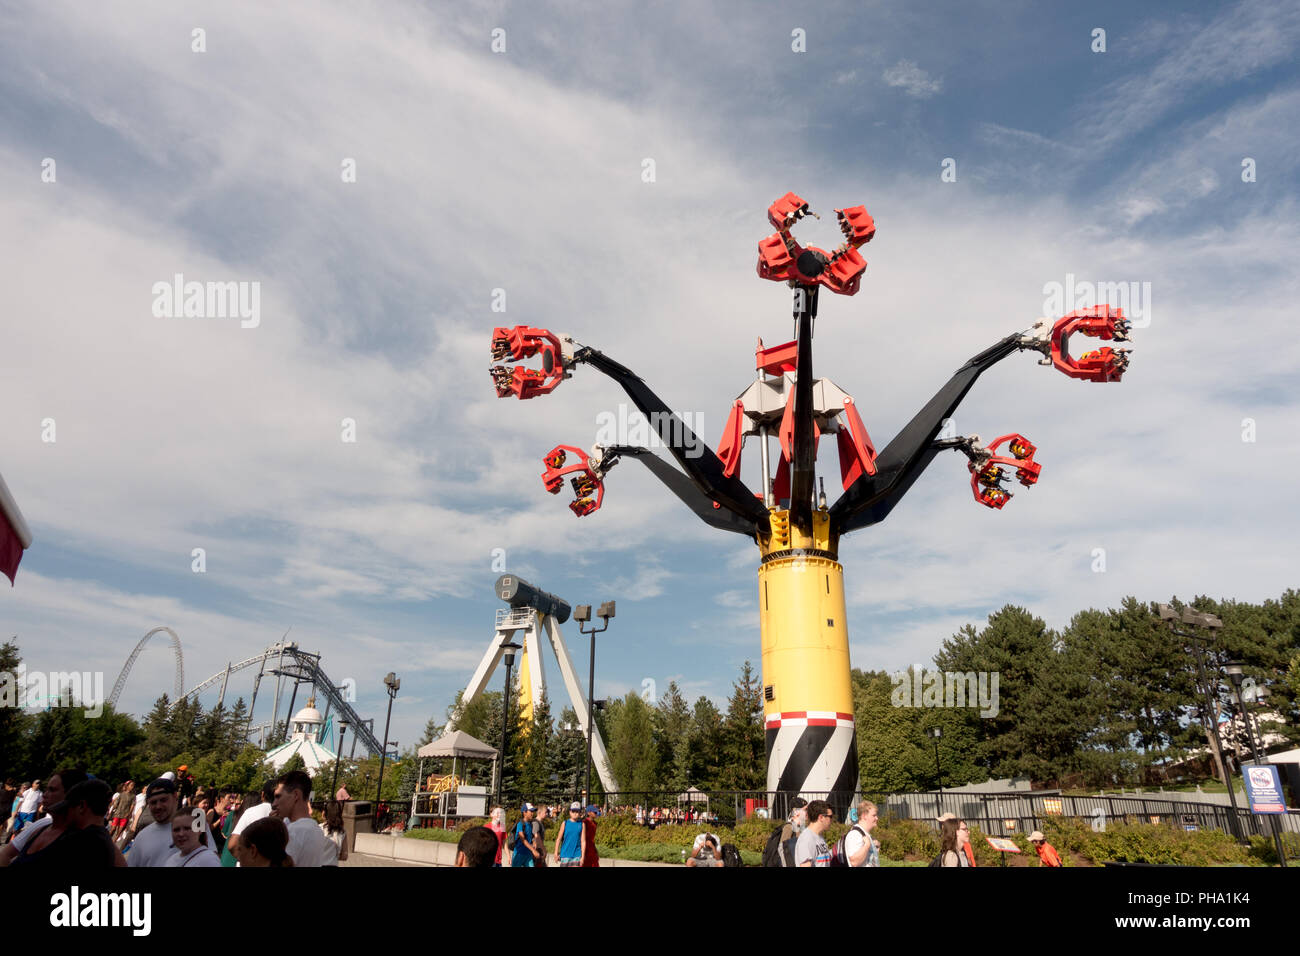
[128,778,184,866]
[553,802,588,866]
[510,803,542,867]
[1028,830,1062,867]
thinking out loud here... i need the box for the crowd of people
[3,769,1064,869]
[0,766,352,869]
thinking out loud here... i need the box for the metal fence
[485,787,1298,857]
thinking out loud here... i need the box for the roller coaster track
[109,627,184,707]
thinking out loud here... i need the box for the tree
[654,681,692,792]
[686,696,724,789]
[516,694,557,797]
[22,703,144,785]
[718,661,764,791]
[604,692,661,795]
[0,640,33,773]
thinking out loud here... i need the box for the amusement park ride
[492,192,1133,807]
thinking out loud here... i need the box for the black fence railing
[473,788,1298,858]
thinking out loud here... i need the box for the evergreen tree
[654,681,692,792]
[605,691,660,795]
[718,661,764,791]
[0,640,32,773]
[686,696,724,788]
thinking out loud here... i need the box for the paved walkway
[342,851,436,867]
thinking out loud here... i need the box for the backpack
[829,825,864,868]
[762,824,787,868]
[929,851,945,868]
[507,821,528,851]
[721,843,744,868]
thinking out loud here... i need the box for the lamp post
[929,725,943,816]
[497,640,522,808]
[1225,661,1287,867]
[331,720,349,799]
[575,601,615,806]
[375,672,400,827]
[1157,605,1243,842]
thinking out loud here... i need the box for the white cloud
[882,59,942,98]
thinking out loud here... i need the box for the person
[581,805,600,868]
[10,779,120,869]
[232,817,294,867]
[487,806,507,867]
[166,808,222,867]
[227,780,276,866]
[844,800,880,867]
[216,792,246,867]
[11,779,41,837]
[0,769,86,863]
[0,779,17,838]
[553,802,587,866]
[795,800,833,867]
[533,804,549,868]
[109,780,135,843]
[1028,830,1062,867]
[320,799,347,865]
[0,769,90,866]
[686,831,723,867]
[510,803,541,867]
[272,769,330,867]
[128,778,184,866]
[456,826,499,867]
[938,818,971,867]
[765,797,807,867]
[938,812,976,866]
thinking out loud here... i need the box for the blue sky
[2,0,1298,757]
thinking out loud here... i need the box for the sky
[2,0,1298,759]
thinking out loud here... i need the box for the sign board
[986,836,1021,853]
[1180,813,1198,832]
[1243,764,1286,814]
[1042,797,1063,815]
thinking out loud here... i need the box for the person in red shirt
[580,805,600,868]
[1028,831,1062,867]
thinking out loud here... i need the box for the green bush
[876,818,939,862]
[1041,817,1259,867]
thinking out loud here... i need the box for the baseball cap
[585,805,598,814]
[1028,830,1046,842]
[521,802,536,812]
[146,778,177,798]
[570,801,582,811]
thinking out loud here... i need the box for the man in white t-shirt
[686,832,723,867]
[272,770,330,867]
[795,800,833,867]
[127,778,218,866]
[843,799,880,867]
[12,780,42,836]
[227,780,276,866]
[127,778,182,867]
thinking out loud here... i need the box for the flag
[0,470,33,584]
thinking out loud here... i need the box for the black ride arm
[574,348,771,534]
[604,447,761,537]
[830,334,1023,535]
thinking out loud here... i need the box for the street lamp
[1157,604,1243,842]
[331,720,349,798]
[375,672,400,826]
[576,601,615,805]
[497,640,522,808]
[929,726,943,815]
[1224,661,1287,867]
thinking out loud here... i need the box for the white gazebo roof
[263,696,336,774]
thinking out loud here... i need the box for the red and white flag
[0,470,32,585]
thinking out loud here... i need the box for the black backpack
[829,825,864,867]
[762,824,786,867]
[721,843,744,868]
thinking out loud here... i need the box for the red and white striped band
[765,711,855,729]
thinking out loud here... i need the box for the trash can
[342,800,373,853]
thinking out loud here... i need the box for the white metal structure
[451,605,618,794]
